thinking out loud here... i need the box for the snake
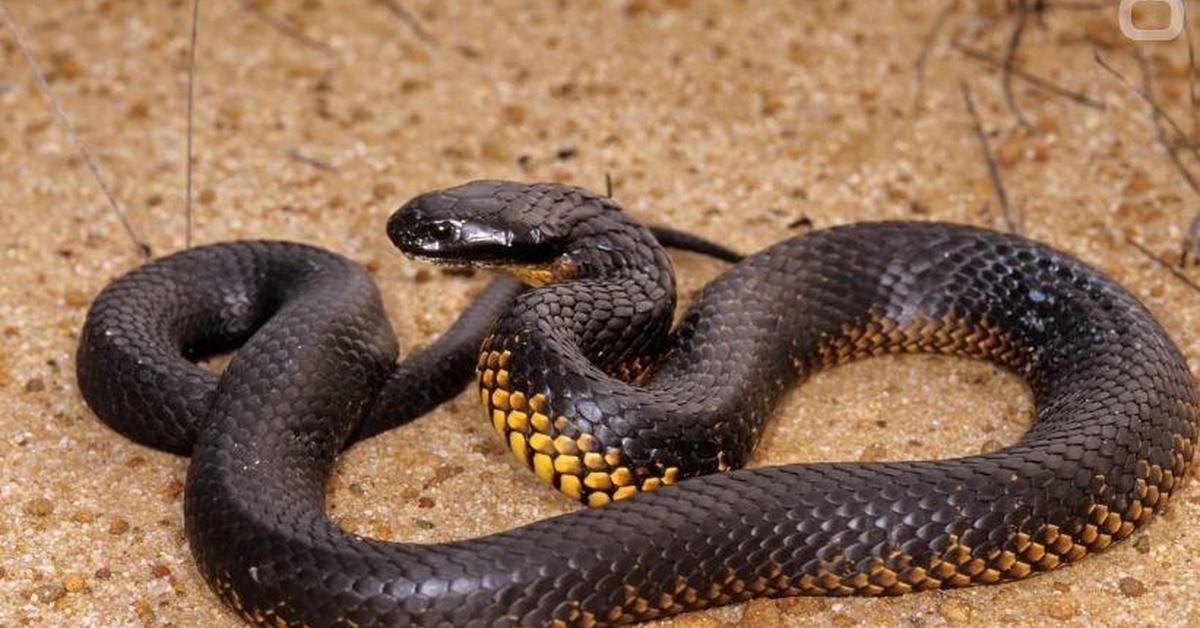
[76,180,1198,627]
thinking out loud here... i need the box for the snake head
[388,180,620,284]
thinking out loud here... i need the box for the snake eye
[417,220,457,243]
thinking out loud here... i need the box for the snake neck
[477,212,689,506]
[500,212,679,378]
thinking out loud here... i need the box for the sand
[1,0,1198,626]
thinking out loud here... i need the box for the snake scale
[76,180,1198,627]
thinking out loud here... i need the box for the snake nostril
[386,207,419,248]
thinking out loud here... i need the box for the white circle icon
[1119,0,1184,41]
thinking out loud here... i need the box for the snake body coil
[77,181,1198,626]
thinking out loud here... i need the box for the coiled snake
[77,180,1198,626]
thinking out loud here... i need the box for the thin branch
[1043,0,1108,10]
[374,0,437,47]
[1156,119,1200,196]
[1095,51,1200,164]
[1002,1,1034,130]
[234,0,335,56]
[1119,51,1200,290]
[1140,48,1200,197]
[1127,236,1200,294]
[954,41,1104,109]
[0,2,150,259]
[1186,10,1197,140]
[1103,47,1200,197]
[1136,50,1200,270]
[604,172,613,198]
[913,0,956,108]
[1183,211,1200,267]
[185,0,199,248]
[961,81,1021,233]
[286,148,337,171]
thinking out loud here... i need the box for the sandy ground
[1,0,1199,626]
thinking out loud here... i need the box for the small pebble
[938,598,972,624]
[501,104,527,124]
[858,443,888,462]
[417,496,435,508]
[480,138,509,161]
[829,612,857,627]
[62,574,87,593]
[25,497,54,517]
[1046,595,1078,619]
[423,465,465,490]
[414,519,436,530]
[786,216,815,230]
[23,378,45,393]
[132,598,155,622]
[740,598,782,627]
[161,479,183,501]
[151,564,171,579]
[108,517,130,535]
[32,583,66,603]
[49,51,83,80]
[95,567,112,580]
[979,439,1004,454]
[71,508,94,523]
[64,289,89,308]
[1118,576,1147,598]
[669,616,724,628]
[1133,535,1152,553]
[372,182,397,201]
[773,596,829,617]
[127,100,150,119]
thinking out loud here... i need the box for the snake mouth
[389,216,508,262]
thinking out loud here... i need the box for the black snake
[77,180,1198,626]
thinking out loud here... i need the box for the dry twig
[1127,236,1200,295]
[1186,14,1198,139]
[1095,51,1200,291]
[286,148,337,171]
[1183,212,1200,267]
[1002,1,1034,130]
[962,81,1021,233]
[954,41,1103,109]
[913,0,957,108]
[375,0,437,47]
[184,0,199,248]
[234,0,335,56]
[0,2,150,259]
[1095,52,1200,164]
[1140,49,1200,197]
